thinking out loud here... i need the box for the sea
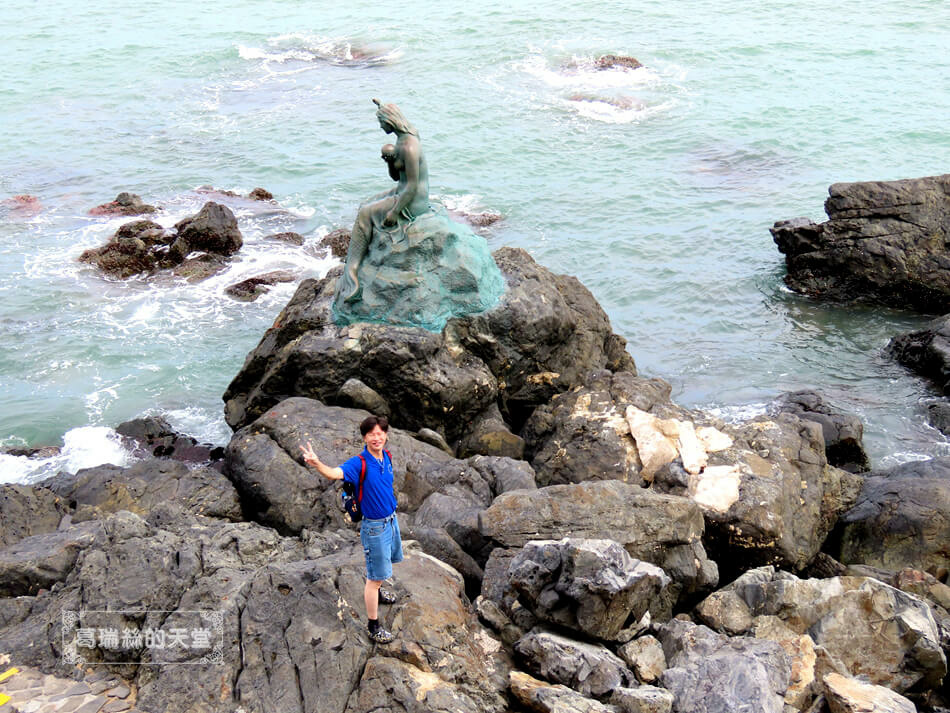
[2,0,949,484]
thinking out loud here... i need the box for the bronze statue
[340,99,430,303]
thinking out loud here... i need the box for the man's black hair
[360,415,389,436]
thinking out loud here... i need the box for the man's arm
[300,442,344,480]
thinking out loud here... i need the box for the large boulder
[78,219,172,278]
[767,390,871,473]
[485,539,672,641]
[0,484,67,548]
[657,619,790,713]
[0,521,100,596]
[770,174,950,312]
[88,192,157,216]
[171,201,243,258]
[39,459,242,523]
[886,314,950,394]
[222,247,635,443]
[513,629,636,698]
[694,566,947,693]
[829,456,950,578]
[522,371,862,575]
[823,672,917,713]
[479,481,718,603]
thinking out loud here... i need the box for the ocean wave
[237,33,401,68]
[0,426,133,485]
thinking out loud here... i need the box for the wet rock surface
[224,269,297,301]
[771,174,950,311]
[88,192,158,216]
[887,313,950,394]
[78,202,243,279]
[768,389,871,472]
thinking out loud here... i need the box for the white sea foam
[0,426,133,485]
[237,34,401,68]
[163,406,232,446]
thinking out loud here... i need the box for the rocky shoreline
[2,177,950,712]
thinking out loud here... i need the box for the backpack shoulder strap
[357,454,367,503]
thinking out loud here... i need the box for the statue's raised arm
[339,99,430,303]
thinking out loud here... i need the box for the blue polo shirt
[340,447,397,520]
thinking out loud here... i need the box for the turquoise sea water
[1,0,949,481]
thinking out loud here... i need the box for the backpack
[341,450,391,524]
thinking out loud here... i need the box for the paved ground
[0,658,147,713]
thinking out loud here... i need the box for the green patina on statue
[332,99,505,332]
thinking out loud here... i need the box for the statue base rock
[332,206,505,332]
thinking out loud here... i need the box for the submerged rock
[318,227,350,257]
[886,313,950,394]
[77,219,171,278]
[224,270,297,301]
[88,192,158,216]
[771,174,950,311]
[264,230,305,246]
[595,54,643,70]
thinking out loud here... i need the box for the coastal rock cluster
[3,181,950,712]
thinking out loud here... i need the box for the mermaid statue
[339,99,430,303]
[332,99,504,332]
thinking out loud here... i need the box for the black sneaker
[368,627,394,644]
[378,588,397,605]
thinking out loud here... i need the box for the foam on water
[0,426,134,485]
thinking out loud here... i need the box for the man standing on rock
[300,415,402,644]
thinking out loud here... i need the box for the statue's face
[378,115,394,133]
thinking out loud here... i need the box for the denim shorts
[360,512,403,582]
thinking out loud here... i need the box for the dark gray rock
[514,629,636,698]
[336,377,391,418]
[0,484,67,548]
[479,481,717,603]
[264,231,304,245]
[40,459,241,523]
[114,416,225,468]
[401,523,484,594]
[768,390,870,473]
[171,252,229,282]
[414,427,454,454]
[830,456,950,578]
[458,403,526,460]
[78,220,172,278]
[521,370,682,486]
[0,521,99,596]
[88,192,157,217]
[171,201,243,259]
[658,619,791,713]
[467,454,537,494]
[496,538,672,640]
[887,314,950,394]
[771,174,950,311]
[222,247,636,444]
[224,270,296,302]
[318,227,350,258]
[693,566,947,693]
[928,401,950,435]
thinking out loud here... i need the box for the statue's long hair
[373,99,419,137]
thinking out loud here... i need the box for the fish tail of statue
[342,224,369,303]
